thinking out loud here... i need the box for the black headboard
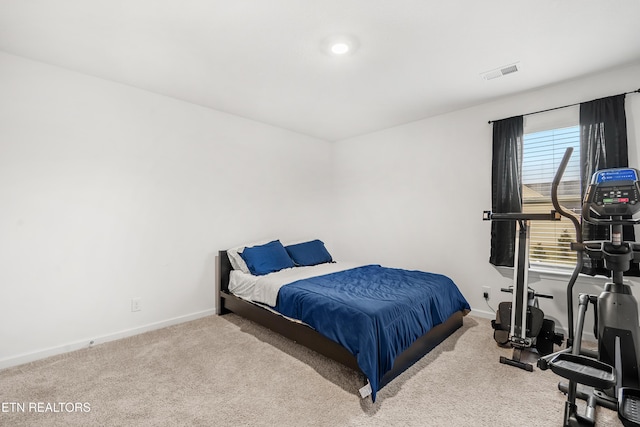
[218,250,232,292]
[216,250,232,314]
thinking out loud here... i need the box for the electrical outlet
[131,298,142,312]
[482,286,491,301]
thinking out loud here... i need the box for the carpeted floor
[0,314,623,426]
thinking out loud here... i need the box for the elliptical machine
[538,147,640,427]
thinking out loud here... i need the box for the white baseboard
[469,307,496,320]
[0,309,216,370]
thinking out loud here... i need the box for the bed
[215,239,470,401]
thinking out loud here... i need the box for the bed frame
[215,250,465,391]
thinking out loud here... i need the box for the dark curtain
[580,94,639,276]
[490,116,524,266]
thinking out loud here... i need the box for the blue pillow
[285,240,333,267]
[240,240,295,276]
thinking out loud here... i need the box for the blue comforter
[274,265,470,401]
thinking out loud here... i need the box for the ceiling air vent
[481,62,520,80]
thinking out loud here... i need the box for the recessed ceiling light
[330,42,350,55]
[322,35,358,57]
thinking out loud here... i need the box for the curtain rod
[487,88,640,124]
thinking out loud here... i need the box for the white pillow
[227,248,249,273]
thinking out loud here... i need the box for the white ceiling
[1,0,639,141]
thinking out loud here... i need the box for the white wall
[332,61,640,336]
[0,52,334,367]
[2,49,639,368]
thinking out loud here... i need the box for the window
[522,125,581,267]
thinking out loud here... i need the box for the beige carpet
[0,314,623,426]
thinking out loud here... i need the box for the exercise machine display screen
[585,168,640,217]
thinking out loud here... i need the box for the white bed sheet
[229,262,365,307]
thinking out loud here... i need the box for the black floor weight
[535,319,563,356]
[491,301,510,346]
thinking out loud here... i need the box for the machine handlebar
[500,287,554,299]
[483,210,560,221]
